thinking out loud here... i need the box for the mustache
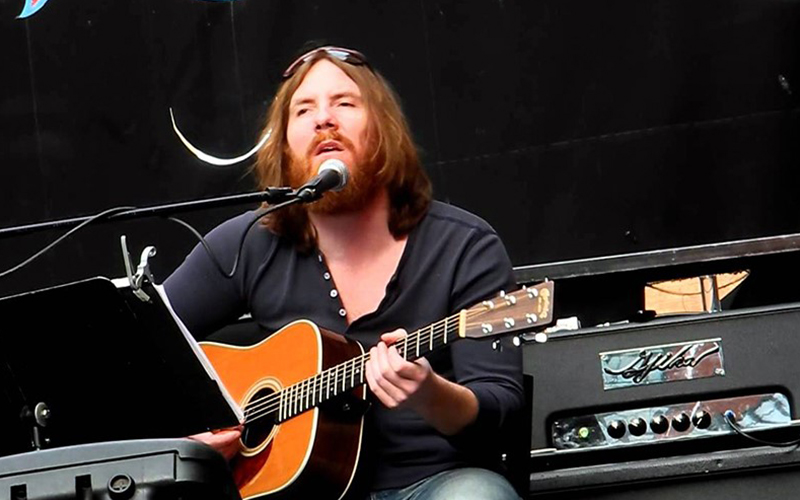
[305,130,356,159]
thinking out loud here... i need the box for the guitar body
[201,320,367,500]
[197,282,555,500]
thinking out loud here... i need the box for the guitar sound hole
[242,387,277,449]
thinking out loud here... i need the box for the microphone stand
[0,187,297,239]
[0,186,307,296]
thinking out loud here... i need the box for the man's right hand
[189,426,243,461]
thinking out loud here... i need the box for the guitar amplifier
[521,302,800,495]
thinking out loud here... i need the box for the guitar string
[240,289,538,423]
[242,321,459,423]
[240,309,497,424]
[241,314,463,422]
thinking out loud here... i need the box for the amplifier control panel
[552,392,790,450]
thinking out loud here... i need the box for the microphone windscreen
[318,159,349,192]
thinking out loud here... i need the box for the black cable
[724,410,800,448]
[0,206,135,279]
[0,196,303,283]
[166,196,304,279]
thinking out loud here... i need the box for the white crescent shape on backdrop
[169,108,270,167]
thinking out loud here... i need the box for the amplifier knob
[692,410,712,429]
[607,420,626,439]
[650,415,669,434]
[628,418,647,436]
[672,413,691,432]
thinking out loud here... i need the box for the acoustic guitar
[200,281,554,500]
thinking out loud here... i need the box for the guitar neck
[248,282,553,425]
[274,310,465,422]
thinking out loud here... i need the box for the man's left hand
[365,329,433,410]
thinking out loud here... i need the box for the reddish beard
[287,131,381,215]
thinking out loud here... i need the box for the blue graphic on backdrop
[17,0,240,19]
[17,0,49,19]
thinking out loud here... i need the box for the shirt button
[339,308,347,317]
[318,254,323,262]
[323,272,331,280]
[330,289,339,298]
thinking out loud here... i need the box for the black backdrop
[1,0,798,297]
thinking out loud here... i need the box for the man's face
[286,59,378,213]
[287,59,369,181]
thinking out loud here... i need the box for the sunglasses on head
[282,46,370,79]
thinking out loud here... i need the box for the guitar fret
[291,383,297,417]
[286,386,291,420]
[285,385,291,419]
[326,369,331,400]
[333,364,339,396]
[296,382,301,415]
[285,384,291,419]
[295,382,301,415]
[415,329,420,357]
[432,320,437,351]
[350,358,356,388]
[299,382,303,413]
[447,318,452,344]
[304,377,310,411]
[295,381,300,415]
[297,380,303,414]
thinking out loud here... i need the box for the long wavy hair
[252,51,432,253]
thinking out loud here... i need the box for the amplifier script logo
[600,338,724,390]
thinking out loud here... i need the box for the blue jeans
[369,468,521,500]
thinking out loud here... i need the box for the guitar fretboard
[240,283,551,426]
[244,311,464,424]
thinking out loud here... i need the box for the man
[164,46,523,500]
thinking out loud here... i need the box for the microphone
[295,159,350,202]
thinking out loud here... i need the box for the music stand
[0,276,241,457]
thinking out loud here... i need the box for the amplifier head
[523,303,800,465]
